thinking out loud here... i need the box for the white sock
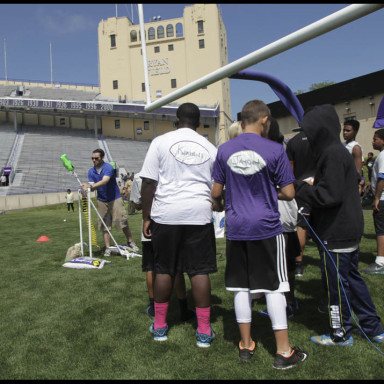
[375,256,384,266]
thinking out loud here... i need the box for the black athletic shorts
[150,220,217,277]
[225,234,289,293]
[373,200,384,236]
[141,241,154,272]
[284,232,301,273]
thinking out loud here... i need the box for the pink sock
[196,307,211,335]
[154,302,169,330]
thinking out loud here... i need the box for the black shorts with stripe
[150,220,217,277]
[225,234,289,293]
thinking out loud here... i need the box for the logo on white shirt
[227,150,266,175]
[170,141,210,165]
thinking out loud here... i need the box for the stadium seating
[0,126,17,170]
[3,126,151,195]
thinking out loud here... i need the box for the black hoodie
[293,104,364,249]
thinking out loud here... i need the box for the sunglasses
[91,157,101,160]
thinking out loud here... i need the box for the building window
[166,24,174,37]
[176,23,183,37]
[156,90,162,98]
[115,120,120,129]
[60,118,66,125]
[168,44,174,51]
[113,80,118,89]
[171,79,177,88]
[157,26,164,39]
[130,30,137,42]
[110,34,116,47]
[142,83,145,92]
[204,124,210,128]
[197,20,204,34]
[148,27,155,40]
[199,39,205,49]
[144,121,150,130]
[154,46,160,53]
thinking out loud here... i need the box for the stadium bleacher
[1,125,150,196]
[0,126,17,171]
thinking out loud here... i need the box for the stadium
[0,4,384,380]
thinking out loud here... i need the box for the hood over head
[300,104,341,159]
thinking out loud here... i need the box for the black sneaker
[239,340,256,362]
[295,262,303,277]
[273,346,308,370]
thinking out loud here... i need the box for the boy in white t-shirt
[140,103,218,347]
[362,128,384,275]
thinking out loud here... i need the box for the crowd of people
[76,100,384,370]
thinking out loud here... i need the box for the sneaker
[295,262,303,277]
[104,248,111,257]
[180,309,196,323]
[127,241,139,252]
[149,322,168,341]
[239,340,256,363]
[310,334,353,346]
[146,305,154,319]
[372,332,384,343]
[273,346,308,370]
[361,262,384,275]
[196,328,215,348]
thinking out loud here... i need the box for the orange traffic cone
[37,236,51,242]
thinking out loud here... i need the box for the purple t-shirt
[212,133,295,240]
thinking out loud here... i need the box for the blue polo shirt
[88,162,120,202]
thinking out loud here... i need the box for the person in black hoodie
[294,104,384,346]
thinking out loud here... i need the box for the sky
[0,3,383,120]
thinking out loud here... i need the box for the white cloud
[35,7,95,35]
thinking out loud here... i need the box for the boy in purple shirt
[211,100,308,369]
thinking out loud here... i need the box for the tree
[309,81,334,91]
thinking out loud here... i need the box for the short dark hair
[176,103,200,129]
[374,128,384,141]
[344,119,360,133]
[92,148,105,158]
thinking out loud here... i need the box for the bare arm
[373,179,384,212]
[141,177,157,238]
[277,183,295,201]
[352,145,363,177]
[211,182,224,212]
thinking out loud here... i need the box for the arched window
[130,30,137,42]
[157,26,164,39]
[176,23,183,37]
[166,24,174,37]
[148,27,155,40]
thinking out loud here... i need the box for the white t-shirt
[278,198,298,233]
[371,150,384,200]
[343,140,364,162]
[140,128,217,225]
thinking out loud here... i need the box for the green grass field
[0,199,383,380]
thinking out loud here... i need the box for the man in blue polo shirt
[81,148,138,256]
